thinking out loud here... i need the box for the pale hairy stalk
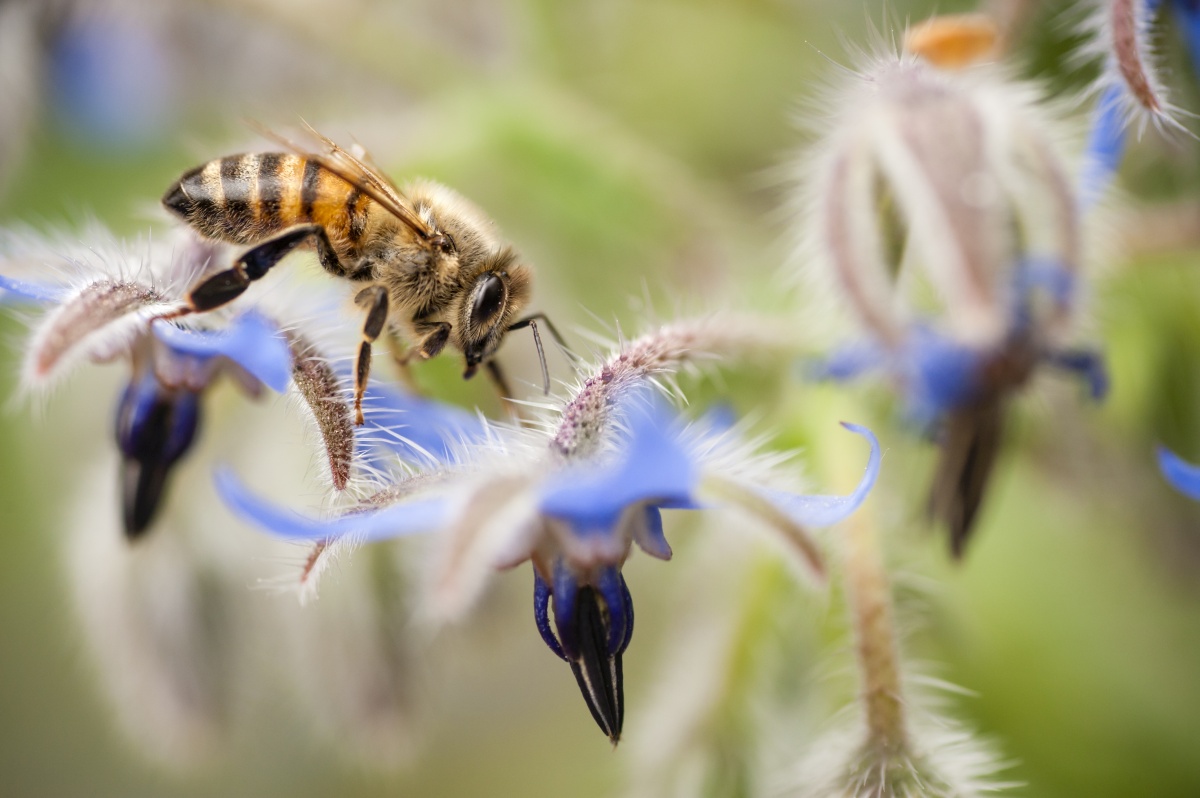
[844,504,907,758]
[286,331,353,491]
[28,280,164,381]
[552,314,792,459]
[1110,0,1161,117]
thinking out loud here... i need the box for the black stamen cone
[122,459,169,538]
[928,398,1005,558]
[116,383,200,540]
[568,586,624,743]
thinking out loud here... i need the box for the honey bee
[161,127,565,424]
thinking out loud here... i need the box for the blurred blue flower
[811,287,1107,431]
[0,262,294,536]
[50,11,176,148]
[810,260,1104,556]
[122,311,292,538]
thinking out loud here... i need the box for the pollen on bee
[904,14,999,70]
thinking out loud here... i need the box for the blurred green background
[2,0,1200,796]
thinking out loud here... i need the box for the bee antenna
[509,313,578,394]
[530,319,550,395]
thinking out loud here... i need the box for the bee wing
[252,122,434,239]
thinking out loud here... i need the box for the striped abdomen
[162,153,375,256]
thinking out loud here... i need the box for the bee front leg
[188,224,342,312]
[417,322,452,359]
[353,286,389,426]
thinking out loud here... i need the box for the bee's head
[457,249,532,378]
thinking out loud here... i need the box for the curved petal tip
[214,466,450,543]
[839,421,883,509]
[1158,446,1200,501]
[0,274,66,304]
[214,466,335,541]
[767,422,882,529]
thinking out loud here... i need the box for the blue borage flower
[0,229,297,536]
[0,225,479,518]
[809,263,1106,556]
[0,228,462,763]
[216,388,881,744]
[810,267,1109,430]
[218,314,844,741]
[795,47,1101,556]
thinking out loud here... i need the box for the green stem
[844,506,907,755]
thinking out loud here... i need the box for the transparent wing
[252,121,433,239]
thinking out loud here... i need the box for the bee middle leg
[383,322,452,399]
[188,224,342,312]
[353,286,390,426]
[385,331,424,396]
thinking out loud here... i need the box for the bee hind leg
[188,224,342,312]
[353,286,390,426]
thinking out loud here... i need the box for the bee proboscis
[161,126,568,424]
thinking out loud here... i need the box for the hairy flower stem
[844,504,907,757]
[552,314,794,459]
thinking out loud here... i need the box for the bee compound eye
[470,274,505,328]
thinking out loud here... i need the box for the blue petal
[807,341,888,383]
[1011,258,1076,328]
[632,505,673,560]
[538,398,698,533]
[595,567,630,656]
[1157,446,1200,501]
[153,311,292,393]
[1012,261,1080,312]
[1079,84,1127,209]
[812,329,985,425]
[760,422,882,527]
[904,327,985,423]
[215,467,450,541]
[0,274,67,304]
[356,377,487,465]
[533,571,567,661]
[551,558,582,659]
[1045,348,1110,401]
